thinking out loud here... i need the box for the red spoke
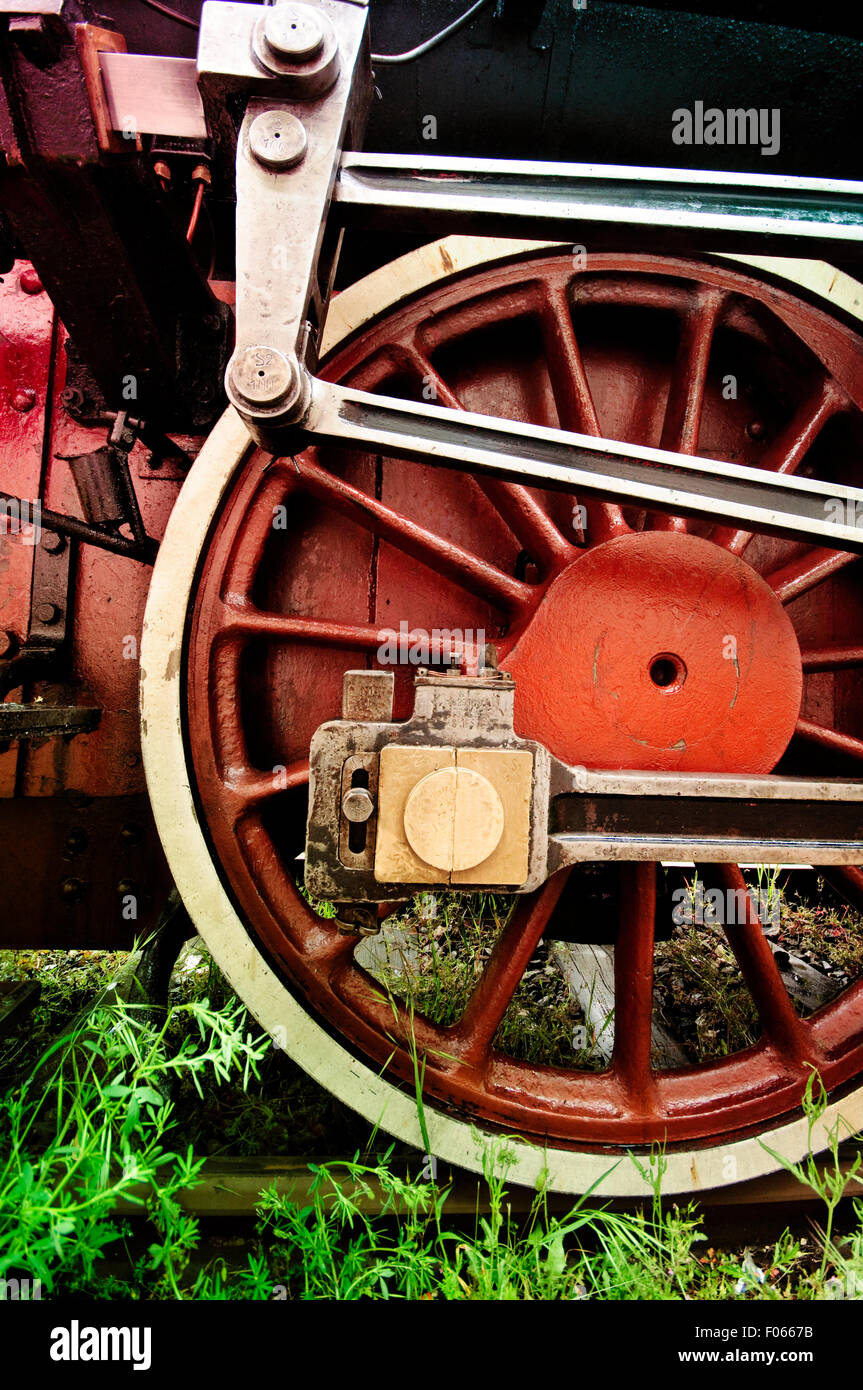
[801,643,863,672]
[654,289,724,533]
[209,641,310,819]
[795,719,863,764]
[539,286,630,544]
[218,599,490,666]
[402,344,573,575]
[611,863,658,1105]
[701,865,814,1066]
[712,377,845,553]
[449,872,569,1069]
[215,468,301,601]
[822,865,863,912]
[278,452,532,615]
[219,600,385,651]
[225,760,309,820]
[766,548,859,604]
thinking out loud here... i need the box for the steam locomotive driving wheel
[142,241,863,1194]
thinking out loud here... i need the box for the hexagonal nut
[342,786,375,824]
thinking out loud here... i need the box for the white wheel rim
[141,238,863,1195]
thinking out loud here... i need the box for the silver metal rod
[335,153,863,262]
[303,379,863,553]
[549,769,863,865]
[554,770,863,800]
[548,835,863,866]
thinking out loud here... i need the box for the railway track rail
[111,1148,863,1219]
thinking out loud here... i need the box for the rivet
[19,267,43,294]
[11,389,36,413]
[64,829,88,855]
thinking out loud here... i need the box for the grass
[776,876,863,982]
[1,879,863,1300]
[653,911,761,1061]
[0,943,370,1161]
[358,892,600,1069]
[3,983,854,1304]
[653,872,863,1063]
[0,980,269,1298]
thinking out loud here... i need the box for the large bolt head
[248,109,307,171]
[251,2,340,92]
[227,346,298,410]
[264,2,324,60]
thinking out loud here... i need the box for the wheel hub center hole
[649,653,686,690]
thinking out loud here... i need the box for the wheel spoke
[766,548,859,604]
[279,451,532,615]
[450,872,569,1069]
[208,640,310,819]
[700,864,814,1066]
[401,343,573,575]
[219,600,385,651]
[218,599,489,665]
[610,863,658,1104]
[225,760,309,819]
[801,643,863,672]
[821,865,863,911]
[654,289,724,533]
[539,285,630,544]
[711,377,845,553]
[795,719,863,764]
[220,468,302,601]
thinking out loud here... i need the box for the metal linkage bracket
[306,668,552,901]
[306,670,863,905]
[300,380,863,554]
[199,0,372,429]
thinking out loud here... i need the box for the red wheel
[142,241,863,1193]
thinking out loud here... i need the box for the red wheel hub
[504,531,803,771]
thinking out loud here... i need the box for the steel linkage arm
[300,380,863,554]
[199,0,373,427]
[333,154,863,271]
